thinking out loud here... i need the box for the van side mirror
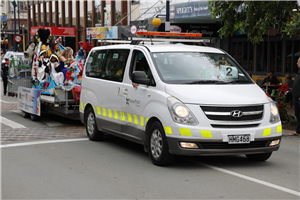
[132,71,150,85]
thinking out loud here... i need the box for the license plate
[228,135,250,144]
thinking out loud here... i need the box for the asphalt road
[1,136,300,199]
[1,95,300,199]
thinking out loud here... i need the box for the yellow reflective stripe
[146,118,149,122]
[165,126,173,134]
[114,110,119,120]
[81,103,84,111]
[263,128,271,136]
[200,130,213,138]
[134,114,138,124]
[108,109,112,118]
[179,128,192,136]
[127,113,132,123]
[120,112,125,121]
[102,108,107,116]
[277,125,282,133]
[97,106,101,115]
[84,104,86,108]
[140,116,144,127]
[92,105,95,112]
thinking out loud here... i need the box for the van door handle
[116,87,120,95]
[123,88,128,96]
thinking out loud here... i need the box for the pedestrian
[261,70,279,95]
[1,58,9,96]
[290,57,300,136]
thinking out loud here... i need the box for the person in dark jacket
[262,70,279,95]
[1,58,9,96]
[291,57,300,136]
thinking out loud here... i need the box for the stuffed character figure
[35,29,52,45]
[37,50,50,83]
[49,54,64,85]
[65,59,80,86]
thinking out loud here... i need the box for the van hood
[165,84,270,105]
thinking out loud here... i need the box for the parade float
[17,28,88,121]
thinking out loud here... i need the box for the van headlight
[270,102,280,123]
[167,97,198,125]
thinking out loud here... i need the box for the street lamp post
[11,0,17,52]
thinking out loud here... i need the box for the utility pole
[12,1,17,51]
[165,0,170,32]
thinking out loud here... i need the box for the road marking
[42,119,63,127]
[192,161,300,197]
[0,116,26,129]
[0,100,18,104]
[10,110,22,114]
[0,138,89,148]
[10,110,63,127]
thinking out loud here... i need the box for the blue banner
[0,16,7,22]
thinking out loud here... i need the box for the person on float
[47,40,62,58]
[37,50,50,82]
[59,47,74,82]
[48,53,64,85]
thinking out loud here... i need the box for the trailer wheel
[85,107,104,141]
[22,111,30,118]
[30,114,40,121]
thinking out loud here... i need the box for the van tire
[22,111,30,118]
[148,121,175,166]
[30,114,40,121]
[85,107,104,141]
[245,152,272,161]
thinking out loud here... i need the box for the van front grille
[200,105,264,122]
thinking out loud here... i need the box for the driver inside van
[132,57,149,88]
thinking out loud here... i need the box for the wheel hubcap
[87,113,95,135]
[150,129,163,159]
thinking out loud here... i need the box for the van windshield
[151,52,252,84]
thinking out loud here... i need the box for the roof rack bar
[131,37,210,43]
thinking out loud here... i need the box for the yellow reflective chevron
[263,128,271,136]
[81,103,84,111]
[179,128,192,136]
[277,125,282,133]
[127,113,132,123]
[102,108,107,116]
[108,109,112,118]
[114,110,119,120]
[97,106,101,115]
[165,126,173,134]
[134,114,138,124]
[200,130,213,138]
[140,116,144,127]
[120,112,125,121]
[92,105,95,112]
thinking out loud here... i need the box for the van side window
[130,50,155,86]
[85,50,107,78]
[100,49,130,82]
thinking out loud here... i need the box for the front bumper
[167,136,281,156]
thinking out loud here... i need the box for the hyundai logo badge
[231,110,243,117]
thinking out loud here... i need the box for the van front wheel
[148,121,175,166]
[245,152,272,161]
[85,107,104,141]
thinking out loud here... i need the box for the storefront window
[248,43,254,72]
[293,41,300,74]
[105,0,112,26]
[95,1,101,26]
[276,41,282,73]
[286,41,293,74]
[243,42,248,70]
[114,1,122,26]
[237,42,242,66]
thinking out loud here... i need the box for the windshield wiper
[224,80,252,84]
[186,80,228,84]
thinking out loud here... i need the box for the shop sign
[170,1,210,19]
[31,26,76,36]
[86,27,118,39]
[167,23,220,37]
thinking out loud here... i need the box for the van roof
[92,44,225,54]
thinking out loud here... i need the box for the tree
[208,1,299,43]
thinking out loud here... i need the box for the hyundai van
[80,43,281,166]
